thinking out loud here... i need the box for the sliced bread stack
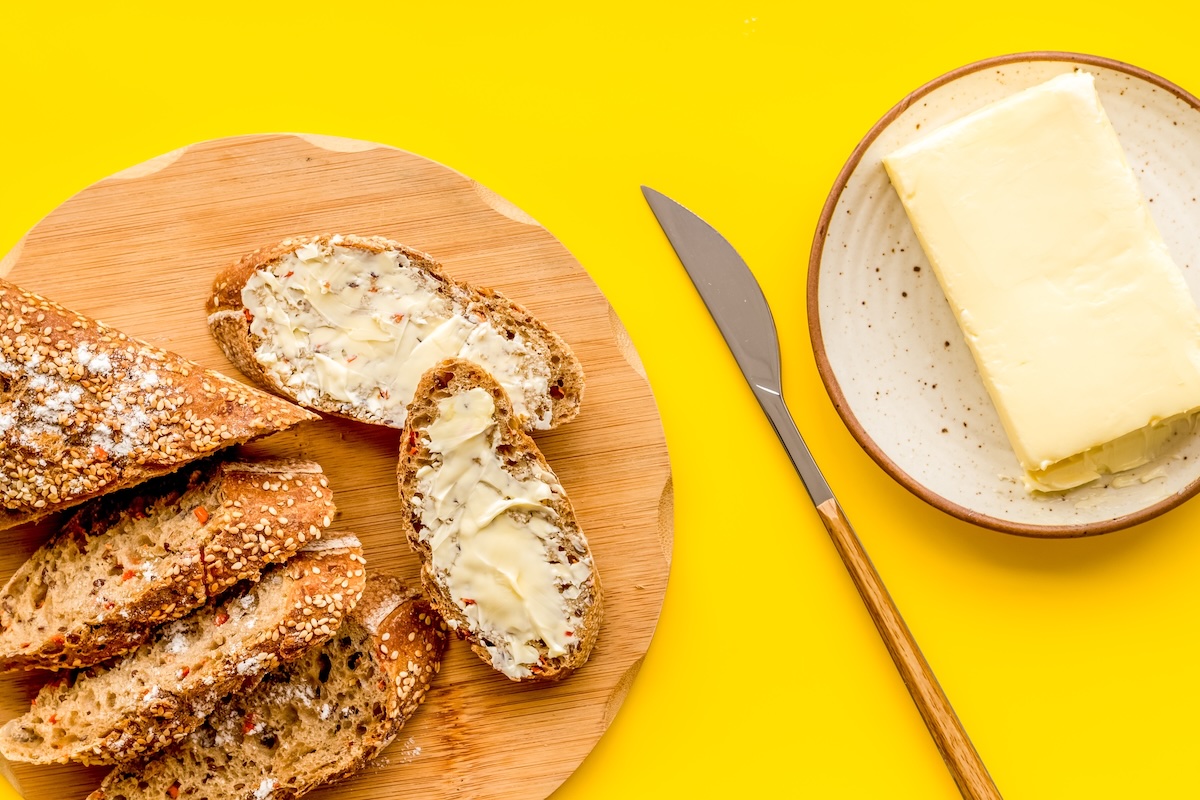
[398,358,601,682]
[0,279,319,530]
[0,537,366,765]
[88,573,446,800]
[0,459,337,671]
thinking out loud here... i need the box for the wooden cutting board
[0,135,672,800]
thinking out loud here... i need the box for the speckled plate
[809,52,1200,537]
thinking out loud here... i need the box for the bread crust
[397,358,601,682]
[87,573,446,800]
[0,541,367,766]
[0,459,338,672]
[200,460,336,593]
[336,574,446,744]
[0,279,319,531]
[206,233,584,430]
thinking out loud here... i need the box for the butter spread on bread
[0,279,318,530]
[399,359,600,681]
[207,234,584,431]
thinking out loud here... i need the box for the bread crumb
[391,735,423,765]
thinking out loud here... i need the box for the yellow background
[2,3,1200,798]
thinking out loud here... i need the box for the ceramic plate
[808,52,1200,537]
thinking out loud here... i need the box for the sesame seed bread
[87,573,447,800]
[0,538,366,766]
[397,359,601,682]
[206,233,584,431]
[0,459,337,672]
[0,280,319,531]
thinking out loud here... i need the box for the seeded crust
[0,459,337,672]
[397,358,601,682]
[206,233,584,431]
[88,574,447,800]
[0,539,367,766]
[0,280,319,531]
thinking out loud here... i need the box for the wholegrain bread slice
[0,537,366,766]
[206,233,584,431]
[88,573,447,800]
[398,358,601,682]
[0,459,337,671]
[0,279,319,531]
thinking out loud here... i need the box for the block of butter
[883,71,1200,492]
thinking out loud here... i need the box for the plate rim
[806,51,1200,538]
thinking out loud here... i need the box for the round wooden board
[0,135,672,800]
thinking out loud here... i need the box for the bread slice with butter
[397,358,601,682]
[88,573,446,800]
[0,458,336,672]
[207,233,584,432]
[0,537,366,766]
[0,279,319,531]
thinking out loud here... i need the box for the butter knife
[641,186,1001,800]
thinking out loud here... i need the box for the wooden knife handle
[816,497,1002,800]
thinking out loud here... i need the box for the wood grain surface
[0,134,672,800]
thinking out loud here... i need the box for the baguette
[398,358,601,681]
[88,573,447,800]
[0,459,336,671]
[0,279,319,531]
[206,233,584,431]
[0,537,366,765]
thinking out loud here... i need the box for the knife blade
[642,186,1001,800]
